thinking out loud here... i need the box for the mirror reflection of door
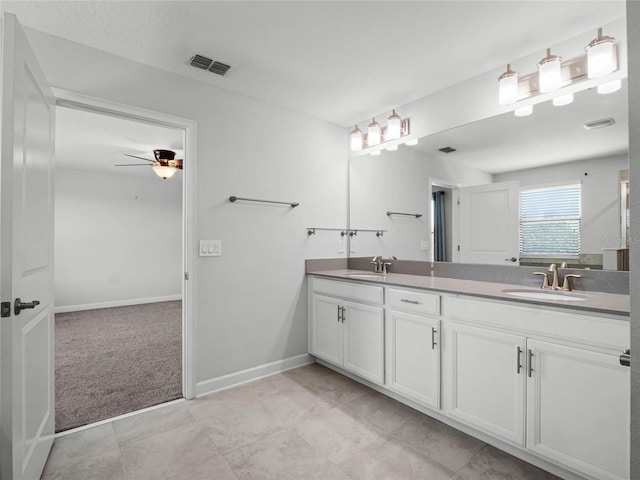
[431,187,454,262]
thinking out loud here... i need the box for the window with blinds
[519,184,581,256]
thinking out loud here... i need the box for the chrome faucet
[371,256,383,273]
[548,263,560,290]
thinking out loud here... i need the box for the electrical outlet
[420,240,429,251]
[338,238,345,253]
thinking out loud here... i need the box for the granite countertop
[308,269,630,317]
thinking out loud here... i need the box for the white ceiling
[55,106,184,177]
[3,0,627,127]
[413,80,629,174]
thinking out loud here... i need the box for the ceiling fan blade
[123,154,156,163]
[114,163,153,167]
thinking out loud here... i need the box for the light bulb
[386,110,402,140]
[586,28,616,78]
[370,150,381,157]
[386,144,398,151]
[498,64,519,105]
[552,93,574,106]
[597,79,621,94]
[514,105,533,117]
[538,49,562,93]
[367,118,381,146]
[405,139,418,146]
[152,165,178,180]
[350,125,363,151]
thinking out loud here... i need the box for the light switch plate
[200,240,222,257]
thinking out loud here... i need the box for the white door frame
[52,88,197,399]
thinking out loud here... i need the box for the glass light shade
[152,165,178,180]
[386,110,402,140]
[367,118,382,146]
[586,28,616,78]
[405,139,418,146]
[538,49,562,93]
[350,125,363,151]
[386,144,398,151]
[597,79,621,94]
[552,93,574,106]
[498,65,519,105]
[514,105,533,117]
[370,150,381,157]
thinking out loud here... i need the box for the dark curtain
[432,191,446,261]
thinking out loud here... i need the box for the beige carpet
[55,300,182,432]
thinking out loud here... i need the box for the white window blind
[520,184,581,256]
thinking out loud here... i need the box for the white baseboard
[195,353,314,397]
[54,295,182,313]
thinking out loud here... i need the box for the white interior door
[456,181,519,265]
[1,13,56,480]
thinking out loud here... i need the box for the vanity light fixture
[350,125,363,151]
[538,48,562,93]
[597,79,621,94]
[367,118,382,146]
[552,93,574,106]
[498,27,619,111]
[498,64,520,105]
[349,110,411,152]
[514,105,533,117]
[386,110,402,140]
[586,28,616,78]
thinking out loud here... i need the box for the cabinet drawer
[312,277,383,305]
[387,288,440,316]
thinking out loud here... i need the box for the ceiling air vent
[189,54,231,76]
[209,61,231,76]
[583,118,615,130]
[438,146,457,153]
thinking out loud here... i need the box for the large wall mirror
[349,80,629,270]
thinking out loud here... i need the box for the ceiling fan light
[350,125,363,151]
[538,48,562,93]
[386,110,402,140]
[368,118,382,146]
[586,28,616,78]
[498,64,519,105]
[597,79,621,94]
[152,165,178,180]
[552,93,574,106]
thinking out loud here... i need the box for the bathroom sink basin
[345,273,386,279]
[501,289,587,301]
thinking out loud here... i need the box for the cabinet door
[386,310,440,409]
[526,340,630,480]
[447,323,526,445]
[343,300,384,384]
[311,295,343,366]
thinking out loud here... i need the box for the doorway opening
[52,96,194,432]
[429,179,457,263]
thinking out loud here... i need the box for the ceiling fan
[115,149,183,180]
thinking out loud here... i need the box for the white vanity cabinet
[445,296,630,480]
[310,278,384,384]
[385,288,441,409]
[526,339,629,480]
[447,322,526,445]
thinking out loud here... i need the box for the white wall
[350,147,492,260]
[55,167,182,311]
[495,154,628,255]
[17,26,348,388]
[626,2,640,477]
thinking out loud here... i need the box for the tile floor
[41,363,561,480]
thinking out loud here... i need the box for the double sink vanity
[306,259,630,480]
